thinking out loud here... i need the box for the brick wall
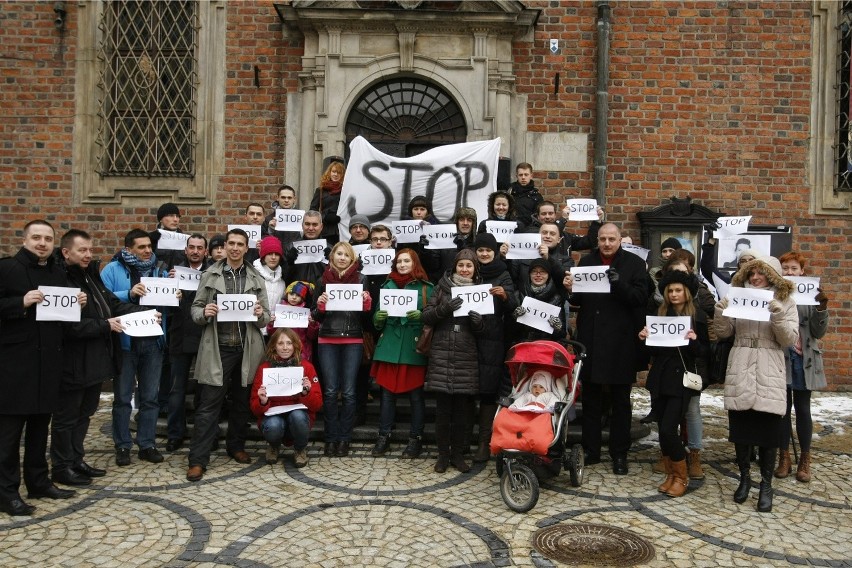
[0,1,849,388]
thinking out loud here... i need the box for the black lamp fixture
[53,1,66,31]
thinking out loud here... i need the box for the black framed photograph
[712,225,793,276]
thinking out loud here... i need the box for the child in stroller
[510,370,560,413]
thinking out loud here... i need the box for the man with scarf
[101,228,170,467]
[508,162,543,228]
[52,229,154,486]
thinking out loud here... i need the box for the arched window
[345,77,467,157]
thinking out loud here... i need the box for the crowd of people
[0,161,831,517]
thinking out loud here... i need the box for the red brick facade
[0,2,849,388]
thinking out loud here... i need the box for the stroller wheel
[568,443,584,487]
[500,463,540,513]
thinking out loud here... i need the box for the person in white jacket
[253,237,286,337]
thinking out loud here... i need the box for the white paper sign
[505,233,541,260]
[139,277,179,307]
[380,289,418,317]
[273,305,310,328]
[785,276,820,306]
[622,243,650,262]
[228,224,262,248]
[566,198,599,221]
[274,209,304,232]
[264,403,308,416]
[35,286,81,322]
[450,284,494,316]
[325,284,363,312]
[423,224,458,250]
[570,266,611,293]
[723,287,774,322]
[156,229,190,251]
[121,310,163,337]
[360,249,395,275]
[262,367,303,397]
[217,293,258,322]
[645,316,692,347]
[713,215,752,238]
[392,220,424,244]
[485,220,518,242]
[517,297,561,333]
[173,265,202,291]
[712,273,730,303]
[352,244,371,256]
[293,239,327,264]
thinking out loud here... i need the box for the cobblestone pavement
[1,390,850,567]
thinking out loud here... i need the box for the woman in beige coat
[713,256,798,513]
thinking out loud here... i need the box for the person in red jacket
[250,328,321,468]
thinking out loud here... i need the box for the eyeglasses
[370,237,390,243]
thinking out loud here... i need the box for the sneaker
[115,448,131,467]
[138,447,164,464]
[294,449,309,468]
[371,434,391,457]
[401,437,423,459]
[265,444,280,465]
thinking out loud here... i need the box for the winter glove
[716,297,729,311]
[512,306,527,318]
[548,315,563,331]
[324,213,341,226]
[406,309,421,321]
[468,310,484,330]
[453,234,466,249]
[285,246,299,264]
[436,296,464,318]
[418,235,430,247]
[816,288,829,311]
[768,299,783,314]
[323,246,331,259]
[606,268,620,284]
[374,310,388,325]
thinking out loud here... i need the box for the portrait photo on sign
[712,226,792,275]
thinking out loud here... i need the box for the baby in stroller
[509,371,560,413]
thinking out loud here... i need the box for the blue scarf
[120,249,159,284]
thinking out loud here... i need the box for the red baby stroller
[490,340,586,512]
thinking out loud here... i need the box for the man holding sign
[284,210,328,286]
[564,223,651,475]
[147,202,186,270]
[101,229,170,468]
[186,228,272,482]
[0,220,83,515]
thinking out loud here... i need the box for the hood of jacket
[731,258,794,301]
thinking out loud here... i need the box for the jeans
[51,383,101,470]
[685,394,703,451]
[188,349,252,469]
[317,342,363,443]
[379,386,425,438]
[167,353,196,441]
[113,337,163,450]
[261,411,310,450]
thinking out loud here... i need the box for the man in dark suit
[564,222,651,475]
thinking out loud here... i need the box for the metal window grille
[345,78,466,148]
[837,1,852,191]
[95,1,199,178]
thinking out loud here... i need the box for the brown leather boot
[665,459,689,497]
[657,456,674,493]
[687,449,705,480]
[796,451,811,483]
[774,449,792,479]
[652,452,666,474]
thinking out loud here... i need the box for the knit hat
[349,215,370,230]
[658,269,698,297]
[474,232,499,253]
[530,370,554,393]
[528,258,551,276]
[660,237,682,252]
[157,202,181,221]
[760,255,783,278]
[208,234,226,253]
[737,247,760,262]
[259,236,283,259]
[285,280,314,302]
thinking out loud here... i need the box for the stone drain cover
[532,523,655,566]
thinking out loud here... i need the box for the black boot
[473,402,496,463]
[434,422,451,473]
[733,443,752,504]
[757,446,777,513]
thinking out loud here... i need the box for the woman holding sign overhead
[422,248,486,474]
[713,256,797,513]
[250,329,321,468]
[313,241,372,458]
[370,249,434,459]
[637,271,709,498]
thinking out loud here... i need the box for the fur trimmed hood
[731,257,794,301]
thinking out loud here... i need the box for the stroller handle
[565,339,587,360]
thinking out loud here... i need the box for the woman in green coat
[370,249,434,459]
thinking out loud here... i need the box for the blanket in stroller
[490,408,554,456]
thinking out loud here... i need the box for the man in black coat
[564,223,651,475]
[508,162,543,228]
[284,210,327,285]
[51,229,148,487]
[148,202,187,270]
[0,220,83,515]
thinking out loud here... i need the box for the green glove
[374,310,389,324]
[406,309,421,321]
